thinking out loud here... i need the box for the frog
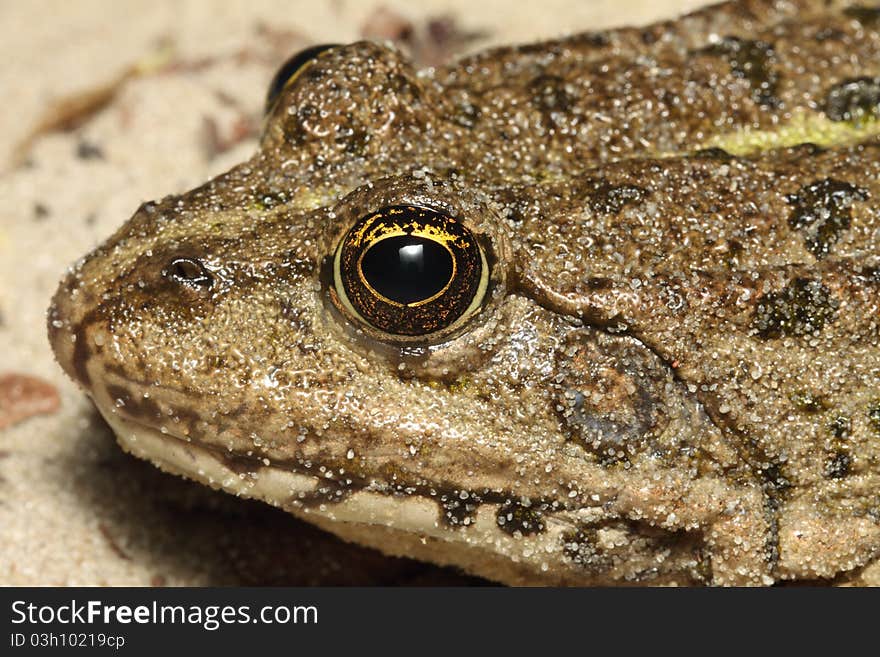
[47,0,880,585]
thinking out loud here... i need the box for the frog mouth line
[96,387,566,527]
[92,401,607,584]
[97,404,720,585]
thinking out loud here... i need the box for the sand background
[1,0,714,585]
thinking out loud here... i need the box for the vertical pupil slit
[360,235,453,304]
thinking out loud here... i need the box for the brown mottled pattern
[47,0,880,585]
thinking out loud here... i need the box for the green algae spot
[698,110,880,156]
[446,377,470,393]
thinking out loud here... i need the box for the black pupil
[361,235,453,305]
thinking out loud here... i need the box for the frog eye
[265,44,339,115]
[163,257,213,290]
[332,205,489,339]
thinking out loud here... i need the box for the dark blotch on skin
[495,500,546,536]
[105,384,133,409]
[567,31,610,49]
[824,415,852,479]
[451,99,481,128]
[751,278,839,339]
[588,182,649,215]
[106,383,162,424]
[786,179,868,258]
[828,415,852,440]
[857,266,880,284]
[758,462,791,493]
[561,522,709,583]
[529,74,574,115]
[562,527,607,569]
[843,6,880,26]
[825,452,852,479]
[298,477,354,507]
[868,402,880,435]
[790,390,829,413]
[439,491,481,527]
[699,37,779,108]
[791,142,826,157]
[823,77,880,122]
[252,189,289,211]
[586,277,614,290]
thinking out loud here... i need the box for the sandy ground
[0,0,718,586]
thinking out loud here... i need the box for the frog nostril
[163,257,213,289]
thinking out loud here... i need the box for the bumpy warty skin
[48,0,880,585]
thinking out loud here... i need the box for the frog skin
[48,0,880,585]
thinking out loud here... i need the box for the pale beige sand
[5,0,829,586]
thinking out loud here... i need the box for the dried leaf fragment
[0,373,61,430]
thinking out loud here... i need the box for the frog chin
[91,399,577,585]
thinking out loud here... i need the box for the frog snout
[46,260,114,391]
[47,268,88,388]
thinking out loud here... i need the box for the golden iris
[332,205,488,338]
